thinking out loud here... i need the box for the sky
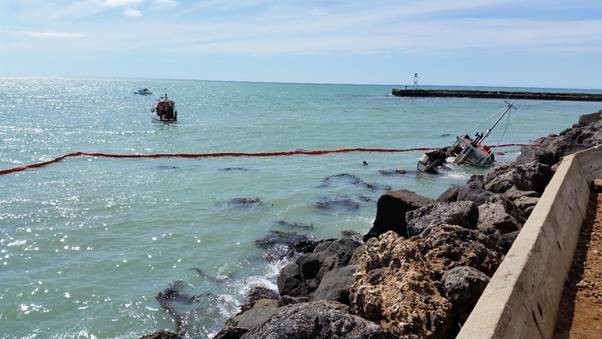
[1,0,601,88]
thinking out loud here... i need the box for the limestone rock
[350,231,452,338]
[414,224,504,277]
[225,299,279,331]
[405,201,478,237]
[437,175,494,205]
[311,265,357,305]
[484,161,552,194]
[477,196,526,234]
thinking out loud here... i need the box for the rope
[0,144,537,176]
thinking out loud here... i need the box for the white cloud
[153,0,176,8]
[19,31,86,39]
[124,8,143,16]
[105,0,143,8]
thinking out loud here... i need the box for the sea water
[0,78,600,338]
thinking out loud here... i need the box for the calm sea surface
[1,78,600,338]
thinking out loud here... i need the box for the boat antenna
[478,101,516,144]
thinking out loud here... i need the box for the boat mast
[478,101,515,145]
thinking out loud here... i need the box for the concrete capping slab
[457,145,602,339]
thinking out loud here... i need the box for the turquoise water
[1,78,600,338]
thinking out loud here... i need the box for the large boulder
[239,287,279,313]
[414,224,504,278]
[483,161,552,194]
[577,110,602,127]
[244,300,390,339]
[350,232,452,338]
[363,189,433,241]
[277,238,361,297]
[477,195,526,234]
[405,201,478,237]
[311,265,357,305]
[225,299,279,332]
[442,266,490,329]
[437,175,494,205]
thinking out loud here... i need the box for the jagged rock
[244,300,389,339]
[225,299,279,331]
[311,265,357,305]
[341,229,363,242]
[483,161,552,194]
[239,287,279,313]
[477,195,525,234]
[255,230,315,262]
[437,175,494,205]
[489,230,519,254]
[405,201,478,237]
[577,110,602,126]
[442,266,490,329]
[363,189,433,241]
[141,330,182,339]
[350,231,452,338]
[213,327,249,339]
[277,239,360,297]
[503,185,539,200]
[414,224,504,277]
[513,196,539,215]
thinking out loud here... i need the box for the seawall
[391,89,602,102]
[458,145,602,339]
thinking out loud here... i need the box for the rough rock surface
[311,265,357,305]
[363,189,433,241]
[483,161,553,194]
[414,224,504,277]
[437,175,494,205]
[277,238,360,297]
[405,201,478,237]
[141,331,182,339]
[239,286,279,313]
[243,301,389,339]
[442,266,490,328]
[225,299,279,331]
[477,196,526,234]
[350,231,452,338]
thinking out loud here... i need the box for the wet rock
[225,299,279,332]
[442,266,490,329]
[155,281,215,336]
[255,231,314,262]
[220,167,248,171]
[318,173,391,191]
[155,165,178,170]
[240,286,279,313]
[350,232,452,338]
[273,220,314,231]
[228,197,264,207]
[483,161,552,194]
[141,330,182,339]
[437,175,494,205]
[245,300,389,339]
[357,194,376,203]
[277,239,361,297]
[405,201,478,237]
[313,195,360,213]
[341,229,363,242]
[312,265,357,305]
[213,327,249,339]
[363,189,433,241]
[477,195,525,234]
[414,224,504,277]
[378,169,408,176]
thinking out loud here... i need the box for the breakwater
[143,110,602,338]
[391,89,602,101]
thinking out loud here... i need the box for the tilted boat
[135,88,153,95]
[151,92,178,122]
[417,101,515,174]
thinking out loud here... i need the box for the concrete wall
[457,145,602,339]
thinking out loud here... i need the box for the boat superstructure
[151,92,178,122]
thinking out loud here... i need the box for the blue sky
[1,0,601,88]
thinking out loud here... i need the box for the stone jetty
[391,89,602,101]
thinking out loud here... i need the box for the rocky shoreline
[144,110,602,339]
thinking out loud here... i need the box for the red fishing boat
[151,92,178,122]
